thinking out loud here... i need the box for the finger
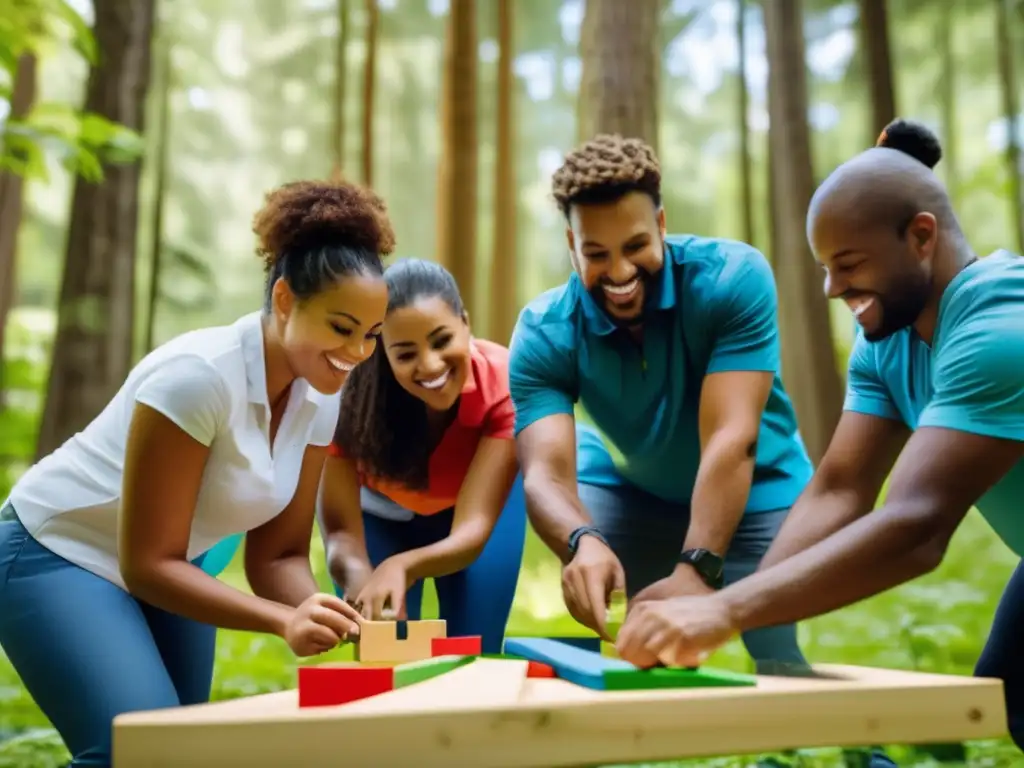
[301,622,342,654]
[309,605,358,640]
[615,612,661,668]
[315,593,366,629]
[390,588,406,621]
[371,591,389,621]
[563,570,595,631]
[656,636,709,669]
[583,568,612,640]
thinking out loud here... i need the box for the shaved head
[806,120,965,343]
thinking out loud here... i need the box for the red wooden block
[298,665,394,708]
[526,660,556,678]
[431,635,482,656]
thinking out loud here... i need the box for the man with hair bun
[617,118,1024,753]
[508,133,813,672]
[0,178,394,767]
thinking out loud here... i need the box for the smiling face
[272,270,389,394]
[382,295,472,413]
[809,207,938,342]
[567,191,667,327]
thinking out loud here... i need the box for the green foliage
[0,0,145,183]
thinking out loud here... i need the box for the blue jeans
[578,480,807,670]
[0,505,216,768]
[334,475,526,654]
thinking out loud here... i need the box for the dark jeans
[333,474,527,655]
[0,504,216,768]
[977,558,1024,751]
[578,480,807,668]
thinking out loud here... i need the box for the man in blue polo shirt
[507,133,814,670]
[615,120,1024,753]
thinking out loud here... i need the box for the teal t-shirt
[508,234,813,514]
[843,250,1024,556]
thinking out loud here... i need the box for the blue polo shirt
[844,249,1024,556]
[508,234,813,514]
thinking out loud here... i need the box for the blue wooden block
[503,637,633,690]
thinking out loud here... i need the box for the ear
[461,309,472,331]
[907,212,938,261]
[656,207,667,239]
[271,276,295,320]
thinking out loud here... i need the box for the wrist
[567,525,608,559]
[267,602,295,638]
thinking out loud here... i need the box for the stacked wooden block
[297,619,756,709]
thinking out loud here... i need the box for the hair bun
[875,119,942,169]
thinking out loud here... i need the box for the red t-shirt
[328,338,514,515]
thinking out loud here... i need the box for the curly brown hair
[252,179,397,306]
[551,134,662,217]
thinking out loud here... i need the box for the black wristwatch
[679,548,725,589]
[567,525,608,557]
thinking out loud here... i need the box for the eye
[396,351,417,363]
[624,241,646,253]
[366,329,381,341]
[331,323,353,337]
[583,251,607,261]
[431,334,453,351]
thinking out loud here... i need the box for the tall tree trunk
[488,0,517,345]
[736,0,754,246]
[858,0,897,139]
[144,36,172,354]
[937,2,959,205]
[35,0,156,460]
[361,0,379,187]
[763,0,842,464]
[332,0,350,180]
[577,0,659,151]
[0,54,37,405]
[995,0,1024,253]
[435,0,478,317]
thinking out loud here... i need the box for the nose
[342,337,372,362]
[823,269,846,300]
[608,253,637,285]
[419,349,447,377]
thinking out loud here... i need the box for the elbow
[898,506,958,577]
[120,556,165,598]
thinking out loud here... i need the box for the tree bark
[0,54,37,404]
[434,0,478,317]
[763,0,842,464]
[858,0,897,139]
[995,0,1024,253]
[736,0,754,246]
[361,0,378,187]
[577,0,659,151]
[487,0,517,345]
[35,0,156,460]
[332,0,350,179]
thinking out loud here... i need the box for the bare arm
[119,404,292,636]
[319,453,370,585]
[757,411,910,571]
[684,370,773,556]
[402,437,519,581]
[244,444,326,607]
[725,426,1022,632]
[518,414,592,563]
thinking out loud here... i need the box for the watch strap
[567,525,608,556]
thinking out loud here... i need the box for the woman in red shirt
[320,258,524,653]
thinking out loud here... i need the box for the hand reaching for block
[283,593,363,657]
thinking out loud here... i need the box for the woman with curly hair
[0,179,393,767]
[319,258,524,654]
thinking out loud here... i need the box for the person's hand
[352,556,412,620]
[615,593,737,668]
[630,564,714,606]
[326,536,373,601]
[283,592,364,657]
[561,535,626,641]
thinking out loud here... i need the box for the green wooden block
[602,665,757,691]
[393,655,476,688]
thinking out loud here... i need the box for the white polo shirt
[7,311,340,589]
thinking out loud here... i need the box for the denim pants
[333,475,527,655]
[977,558,1024,751]
[578,480,807,669]
[0,504,216,768]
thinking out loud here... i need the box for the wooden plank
[112,662,1007,767]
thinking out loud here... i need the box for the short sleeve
[134,356,231,447]
[310,392,341,447]
[508,316,577,436]
[842,332,902,421]
[483,392,515,440]
[706,249,780,374]
[918,308,1024,442]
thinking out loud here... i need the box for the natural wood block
[356,619,446,663]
